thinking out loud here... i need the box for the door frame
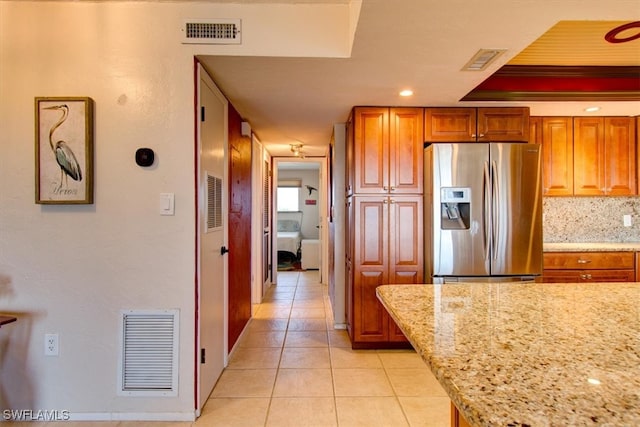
[272,157,328,285]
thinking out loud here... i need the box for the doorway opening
[272,158,327,284]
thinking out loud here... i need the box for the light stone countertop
[376,282,640,427]
[543,242,640,252]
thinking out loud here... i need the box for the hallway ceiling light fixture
[290,143,304,157]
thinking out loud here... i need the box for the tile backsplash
[543,197,640,243]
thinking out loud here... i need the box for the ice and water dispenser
[440,187,470,230]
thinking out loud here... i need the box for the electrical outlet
[623,214,632,227]
[45,333,59,356]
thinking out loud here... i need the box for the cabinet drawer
[543,269,635,283]
[543,251,634,270]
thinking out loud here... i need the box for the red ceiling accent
[605,21,640,44]
[462,65,640,102]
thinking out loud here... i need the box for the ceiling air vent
[182,19,241,45]
[462,49,506,71]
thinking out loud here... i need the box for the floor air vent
[118,309,179,396]
[182,19,241,44]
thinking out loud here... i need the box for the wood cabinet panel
[543,269,635,283]
[543,251,634,270]
[424,108,476,142]
[352,107,423,194]
[542,251,635,283]
[477,107,529,141]
[573,117,636,196]
[604,117,636,195]
[389,108,424,193]
[350,196,422,346]
[353,107,388,194]
[541,117,573,196]
[636,252,640,282]
[451,402,472,427]
[424,107,529,142]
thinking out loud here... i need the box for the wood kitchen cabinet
[451,403,472,427]
[349,195,423,347]
[424,107,529,142]
[573,117,636,196]
[532,117,574,196]
[533,116,637,196]
[345,106,424,348]
[542,251,635,283]
[351,107,423,195]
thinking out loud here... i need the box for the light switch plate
[160,193,175,216]
[623,214,632,227]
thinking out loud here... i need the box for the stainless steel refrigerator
[424,143,543,283]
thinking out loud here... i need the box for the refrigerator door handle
[491,160,499,260]
[482,160,491,260]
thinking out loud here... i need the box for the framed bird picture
[35,97,94,204]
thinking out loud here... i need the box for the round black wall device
[135,148,155,167]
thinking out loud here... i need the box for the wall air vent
[118,309,179,397]
[462,49,506,71]
[182,19,241,45]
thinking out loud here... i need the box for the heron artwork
[44,104,82,192]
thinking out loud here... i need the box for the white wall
[0,2,199,419]
[0,0,357,419]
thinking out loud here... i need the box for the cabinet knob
[390,186,396,191]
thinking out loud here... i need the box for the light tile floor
[201,270,450,427]
[14,271,450,427]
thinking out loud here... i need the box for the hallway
[198,270,450,426]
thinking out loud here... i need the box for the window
[277,187,299,212]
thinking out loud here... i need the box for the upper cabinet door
[477,107,529,142]
[573,117,605,195]
[542,117,574,196]
[425,107,529,142]
[424,108,476,142]
[353,107,389,194]
[574,117,637,196]
[604,117,636,195]
[389,108,424,194]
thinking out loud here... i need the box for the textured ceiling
[200,2,640,157]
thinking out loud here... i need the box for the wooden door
[352,196,389,344]
[604,117,636,195]
[477,107,529,142]
[424,108,476,142]
[541,117,573,196]
[389,108,424,194]
[574,117,605,195]
[353,107,389,194]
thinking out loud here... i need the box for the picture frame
[35,97,94,204]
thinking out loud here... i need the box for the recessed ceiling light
[584,106,601,112]
[399,89,413,97]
